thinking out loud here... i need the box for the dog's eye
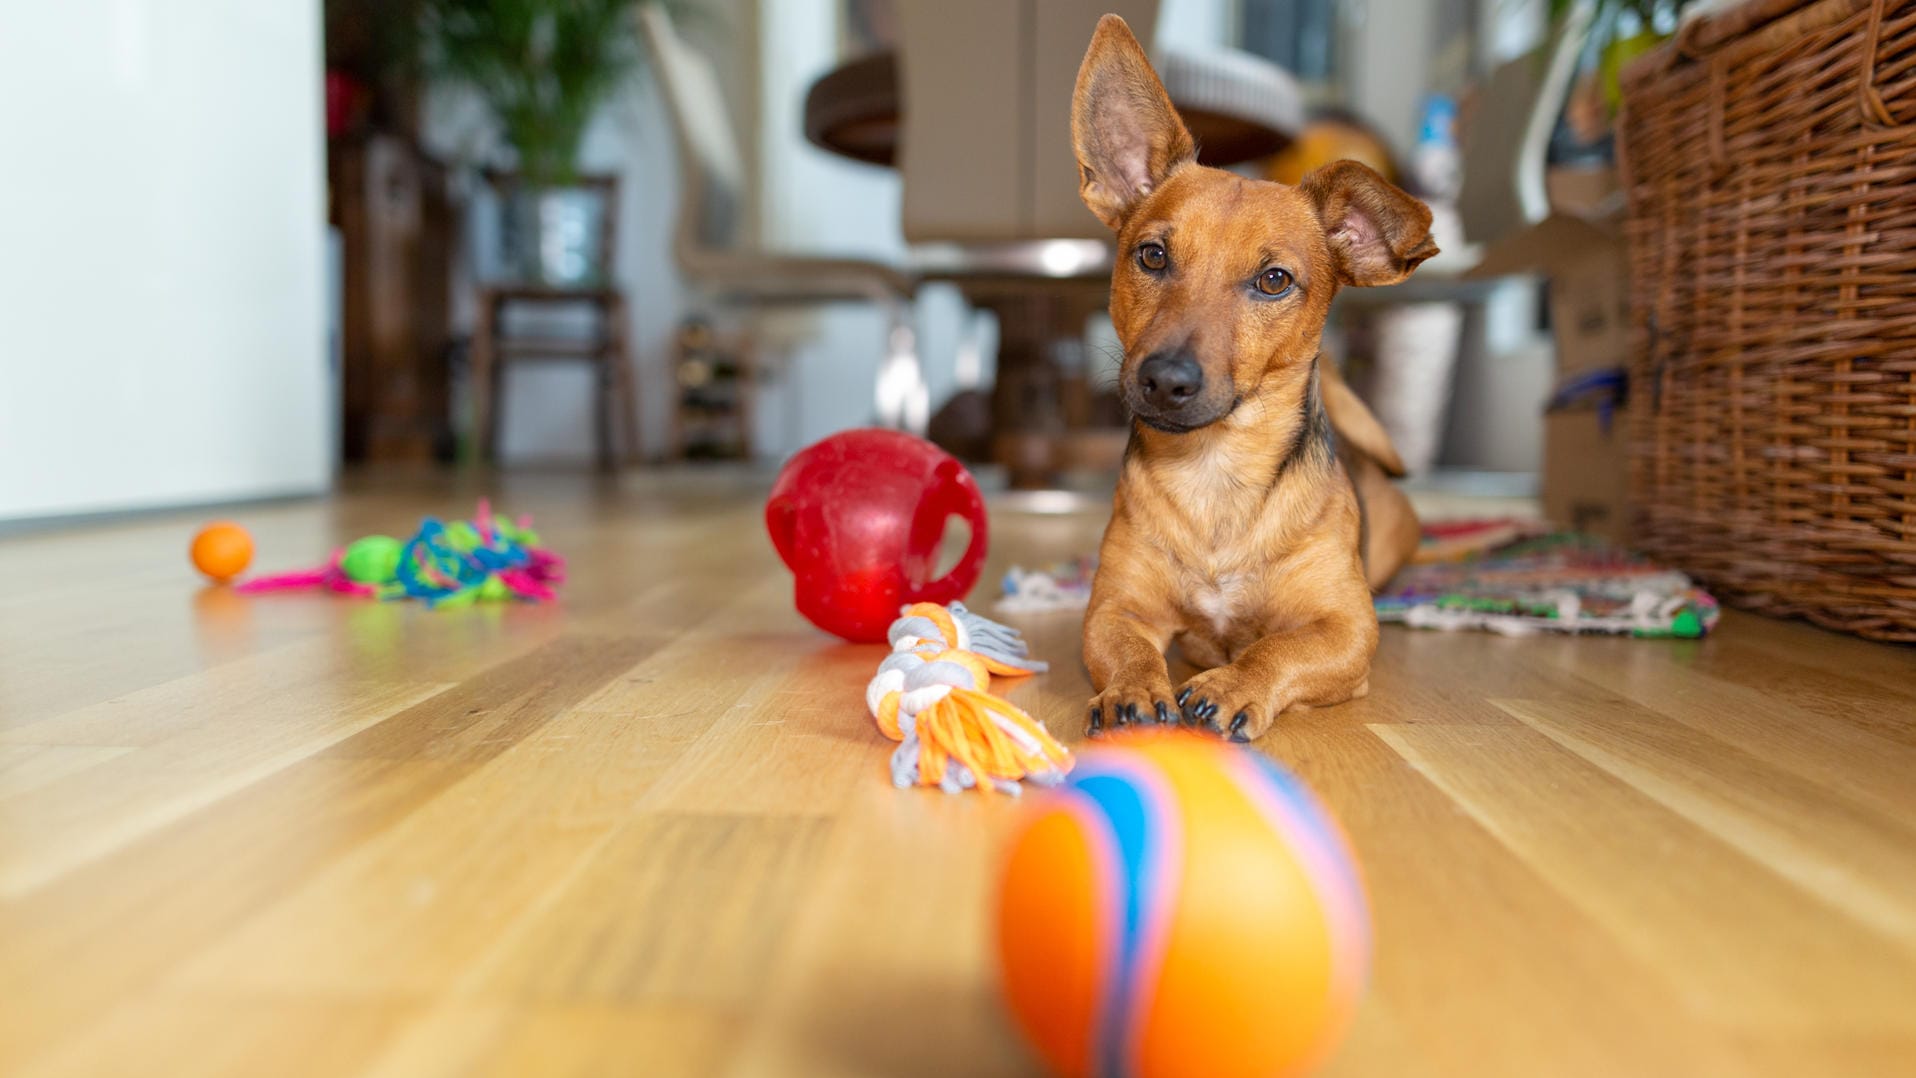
[1137,243,1168,272]
[1255,268,1294,297]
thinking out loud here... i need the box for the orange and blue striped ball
[994,730,1370,1078]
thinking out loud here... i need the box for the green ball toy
[340,535,405,585]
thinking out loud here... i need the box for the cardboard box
[1465,180,1631,540]
[1458,49,1545,246]
[1543,409,1629,543]
[1546,164,1621,217]
[1466,211,1627,379]
[1455,42,1634,540]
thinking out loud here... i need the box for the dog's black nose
[1136,351,1204,411]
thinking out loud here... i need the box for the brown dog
[1073,15,1436,741]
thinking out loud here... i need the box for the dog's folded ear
[1300,160,1440,287]
[1319,361,1408,477]
[1071,15,1196,231]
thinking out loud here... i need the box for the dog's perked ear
[1071,15,1196,231]
[1299,160,1440,287]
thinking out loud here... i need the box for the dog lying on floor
[1073,15,1433,741]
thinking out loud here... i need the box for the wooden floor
[2,470,1914,1077]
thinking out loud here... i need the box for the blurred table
[803,51,1297,486]
[804,52,1292,168]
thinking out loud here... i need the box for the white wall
[1157,0,1236,51]
[0,0,329,521]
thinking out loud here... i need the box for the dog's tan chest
[1173,535,1282,631]
[1187,571,1249,637]
[1171,560,1272,666]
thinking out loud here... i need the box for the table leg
[968,288,1117,489]
[470,291,498,465]
[608,293,641,466]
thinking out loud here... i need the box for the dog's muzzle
[1129,349,1230,432]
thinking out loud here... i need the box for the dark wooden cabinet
[329,133,456,463]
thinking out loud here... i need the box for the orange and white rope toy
[867,602,1072,794]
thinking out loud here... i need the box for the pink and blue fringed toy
[236,501,564,608]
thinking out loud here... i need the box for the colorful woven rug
[1376,530,1719,638]
[998,526,1719,639]
[997,556,1097,613]
[1411,518,1551,563]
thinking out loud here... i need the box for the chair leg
[471,293,498,464]
[614,362,641,466]
[593,357,615,473]
[487,355,506,464]
[873,300,928,435]
[609,293,641,465]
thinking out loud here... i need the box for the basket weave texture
[1618,0,1916,641]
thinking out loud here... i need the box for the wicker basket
[1618,0,1916,642]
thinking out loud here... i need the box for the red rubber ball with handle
[766,429,989,643]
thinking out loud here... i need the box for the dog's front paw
[1086,683,1180,737]
[1176,668,1276,742]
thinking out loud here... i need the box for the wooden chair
[468,172,640,470]
[638,5,926,432]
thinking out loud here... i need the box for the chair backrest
[638,4,747,261]
[895,0,1160,244]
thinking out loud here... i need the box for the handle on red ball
[916,461,989,606]
[765,495,800,570]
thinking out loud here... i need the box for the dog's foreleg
[1174,614,1377,740]
[1081,604,1180,735]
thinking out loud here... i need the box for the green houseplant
[412,0,706,283]
[417,0,643,188]
[1537,0,1687,174]
[1548,0,1685,112]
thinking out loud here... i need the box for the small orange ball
[190,522,254,582]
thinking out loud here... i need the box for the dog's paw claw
[1087,686,1178,736]
[1174,673,1273,741]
